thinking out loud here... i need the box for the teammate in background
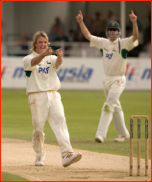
[76,10,138,142]
[22,31,82,166]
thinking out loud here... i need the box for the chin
[109,36,117,41]
[35,48,47,54]
[40,49,46,53]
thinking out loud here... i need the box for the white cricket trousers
[28,91,73,159]
[96,75,130,138]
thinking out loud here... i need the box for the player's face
[107,28,119,41]
[35,36,48,54]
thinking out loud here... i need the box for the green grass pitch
[1,171,29,181]
[1,90,151,159]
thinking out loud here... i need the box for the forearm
[132,22,139,42]
[31,53,45,66]
[79,21,91,41]
[55,56,63,69]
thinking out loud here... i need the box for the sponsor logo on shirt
[38,67,50,74]
[106,53,113,59]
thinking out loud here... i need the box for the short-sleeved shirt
[23,51,61,94]
[90,36,138,76]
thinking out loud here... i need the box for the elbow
[86,33,91,41]
[136,33,139,40]
[134,31,139,41]
[133,35,138,42]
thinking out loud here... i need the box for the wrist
[132,20,137,24]
[57,55,62,58]
[79,20,83,24]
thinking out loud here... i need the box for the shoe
[62,152,82,167]
[35,151,45,166]
[114,136,129,142]
[95,136,104,143]
[35,159,44,166]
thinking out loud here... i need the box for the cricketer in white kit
[23,31,82,166]
[76,10,139,143]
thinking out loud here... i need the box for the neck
[109,37,118,42]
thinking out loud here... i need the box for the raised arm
[76,11,91,41]
[129,10,139,42]
[31,48,52,66]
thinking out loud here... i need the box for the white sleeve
[22,55,36,71]
[122,36,138,51]
[90,35,104,50]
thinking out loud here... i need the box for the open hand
[56,48,63,57]
[76,11,83,23]
[129,10,137,23]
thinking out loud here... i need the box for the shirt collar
[109,38,120,44]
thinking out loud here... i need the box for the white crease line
[14,171,42,181]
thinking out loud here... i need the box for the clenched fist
[56,48,63,57]
[76,11,83,23]
[43,47,53,56]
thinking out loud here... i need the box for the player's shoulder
[120,36,133,43]
[98,37,108,43]
[22,52,34,61]
[91,35,108,41]
[101,37,109,43]
[50,54,57,60]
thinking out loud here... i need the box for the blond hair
[30,31,50,51]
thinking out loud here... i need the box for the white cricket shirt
[90,35,138,76]
[23,51,61,94]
